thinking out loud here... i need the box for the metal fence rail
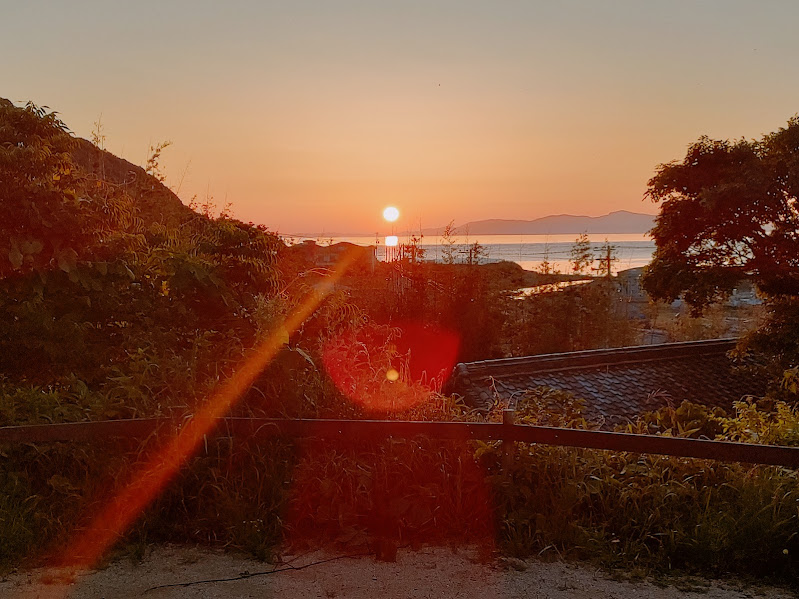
[2,415,798,467]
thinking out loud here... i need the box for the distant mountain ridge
[422,210,655,236]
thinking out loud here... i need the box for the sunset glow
[5,3,799,233]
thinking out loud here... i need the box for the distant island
[289,210,657,238]
[421,210,656,236]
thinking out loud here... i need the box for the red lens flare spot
[393,321,459,390]
[322,322,459,414]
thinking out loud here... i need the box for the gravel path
[1,546,795,599]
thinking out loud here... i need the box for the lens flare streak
[43,248,361,586]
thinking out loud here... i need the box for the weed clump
[481,391,799,580]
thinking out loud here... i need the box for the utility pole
[592,242,617,279]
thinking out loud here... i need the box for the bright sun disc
[383,206,399,222]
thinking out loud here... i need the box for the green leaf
[57,247,78,273]
[20,240,43,255]
[8,245,23,269]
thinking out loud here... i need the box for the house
[444,339,765,427]
[614,267,762,309]
[616,267,647,303]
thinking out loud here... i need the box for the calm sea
[300,233,655,275]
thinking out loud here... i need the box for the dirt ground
[1,545,795,599]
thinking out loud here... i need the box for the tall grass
[1,392,798,583]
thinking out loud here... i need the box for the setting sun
[383,206,400,222]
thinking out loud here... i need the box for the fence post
[502,408,516,471]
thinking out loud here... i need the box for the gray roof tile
[445,339,766,427]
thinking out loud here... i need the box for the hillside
[71,138,195,227]
[422,210,655,236]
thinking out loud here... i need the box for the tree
[643,117,799,380]
[465,240,486,266]
[440,220,458,265]
[507,281,636,355]
[569,232,593,275]
[643,120,799,308]
[538,242,553,275]
[400,233,425,264]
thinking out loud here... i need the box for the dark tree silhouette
[643,117,799,382]
[643,119,799,308]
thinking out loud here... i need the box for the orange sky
[3,1,799,234]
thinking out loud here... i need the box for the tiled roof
[445,339,766,427]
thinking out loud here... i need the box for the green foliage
[506,280,637,355]
[436,263,506,361]
[643,117,799,382]
[784,366,799,395]
[645,134,788,305]
[488,443,799,577]
[288,437,492,546]
[481,394,799,578]
[0,436,296,570]
[0,212,281,392]
[0,99,283,417]
[644,126,799,304]
[3,397,799,582]
[0,471,39,566]
[628,388,799,446]
[343,259,509,363]
[625,399,727,439]
[513,387,591,428]
[1,100,88,278]
[738,296,799,390]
